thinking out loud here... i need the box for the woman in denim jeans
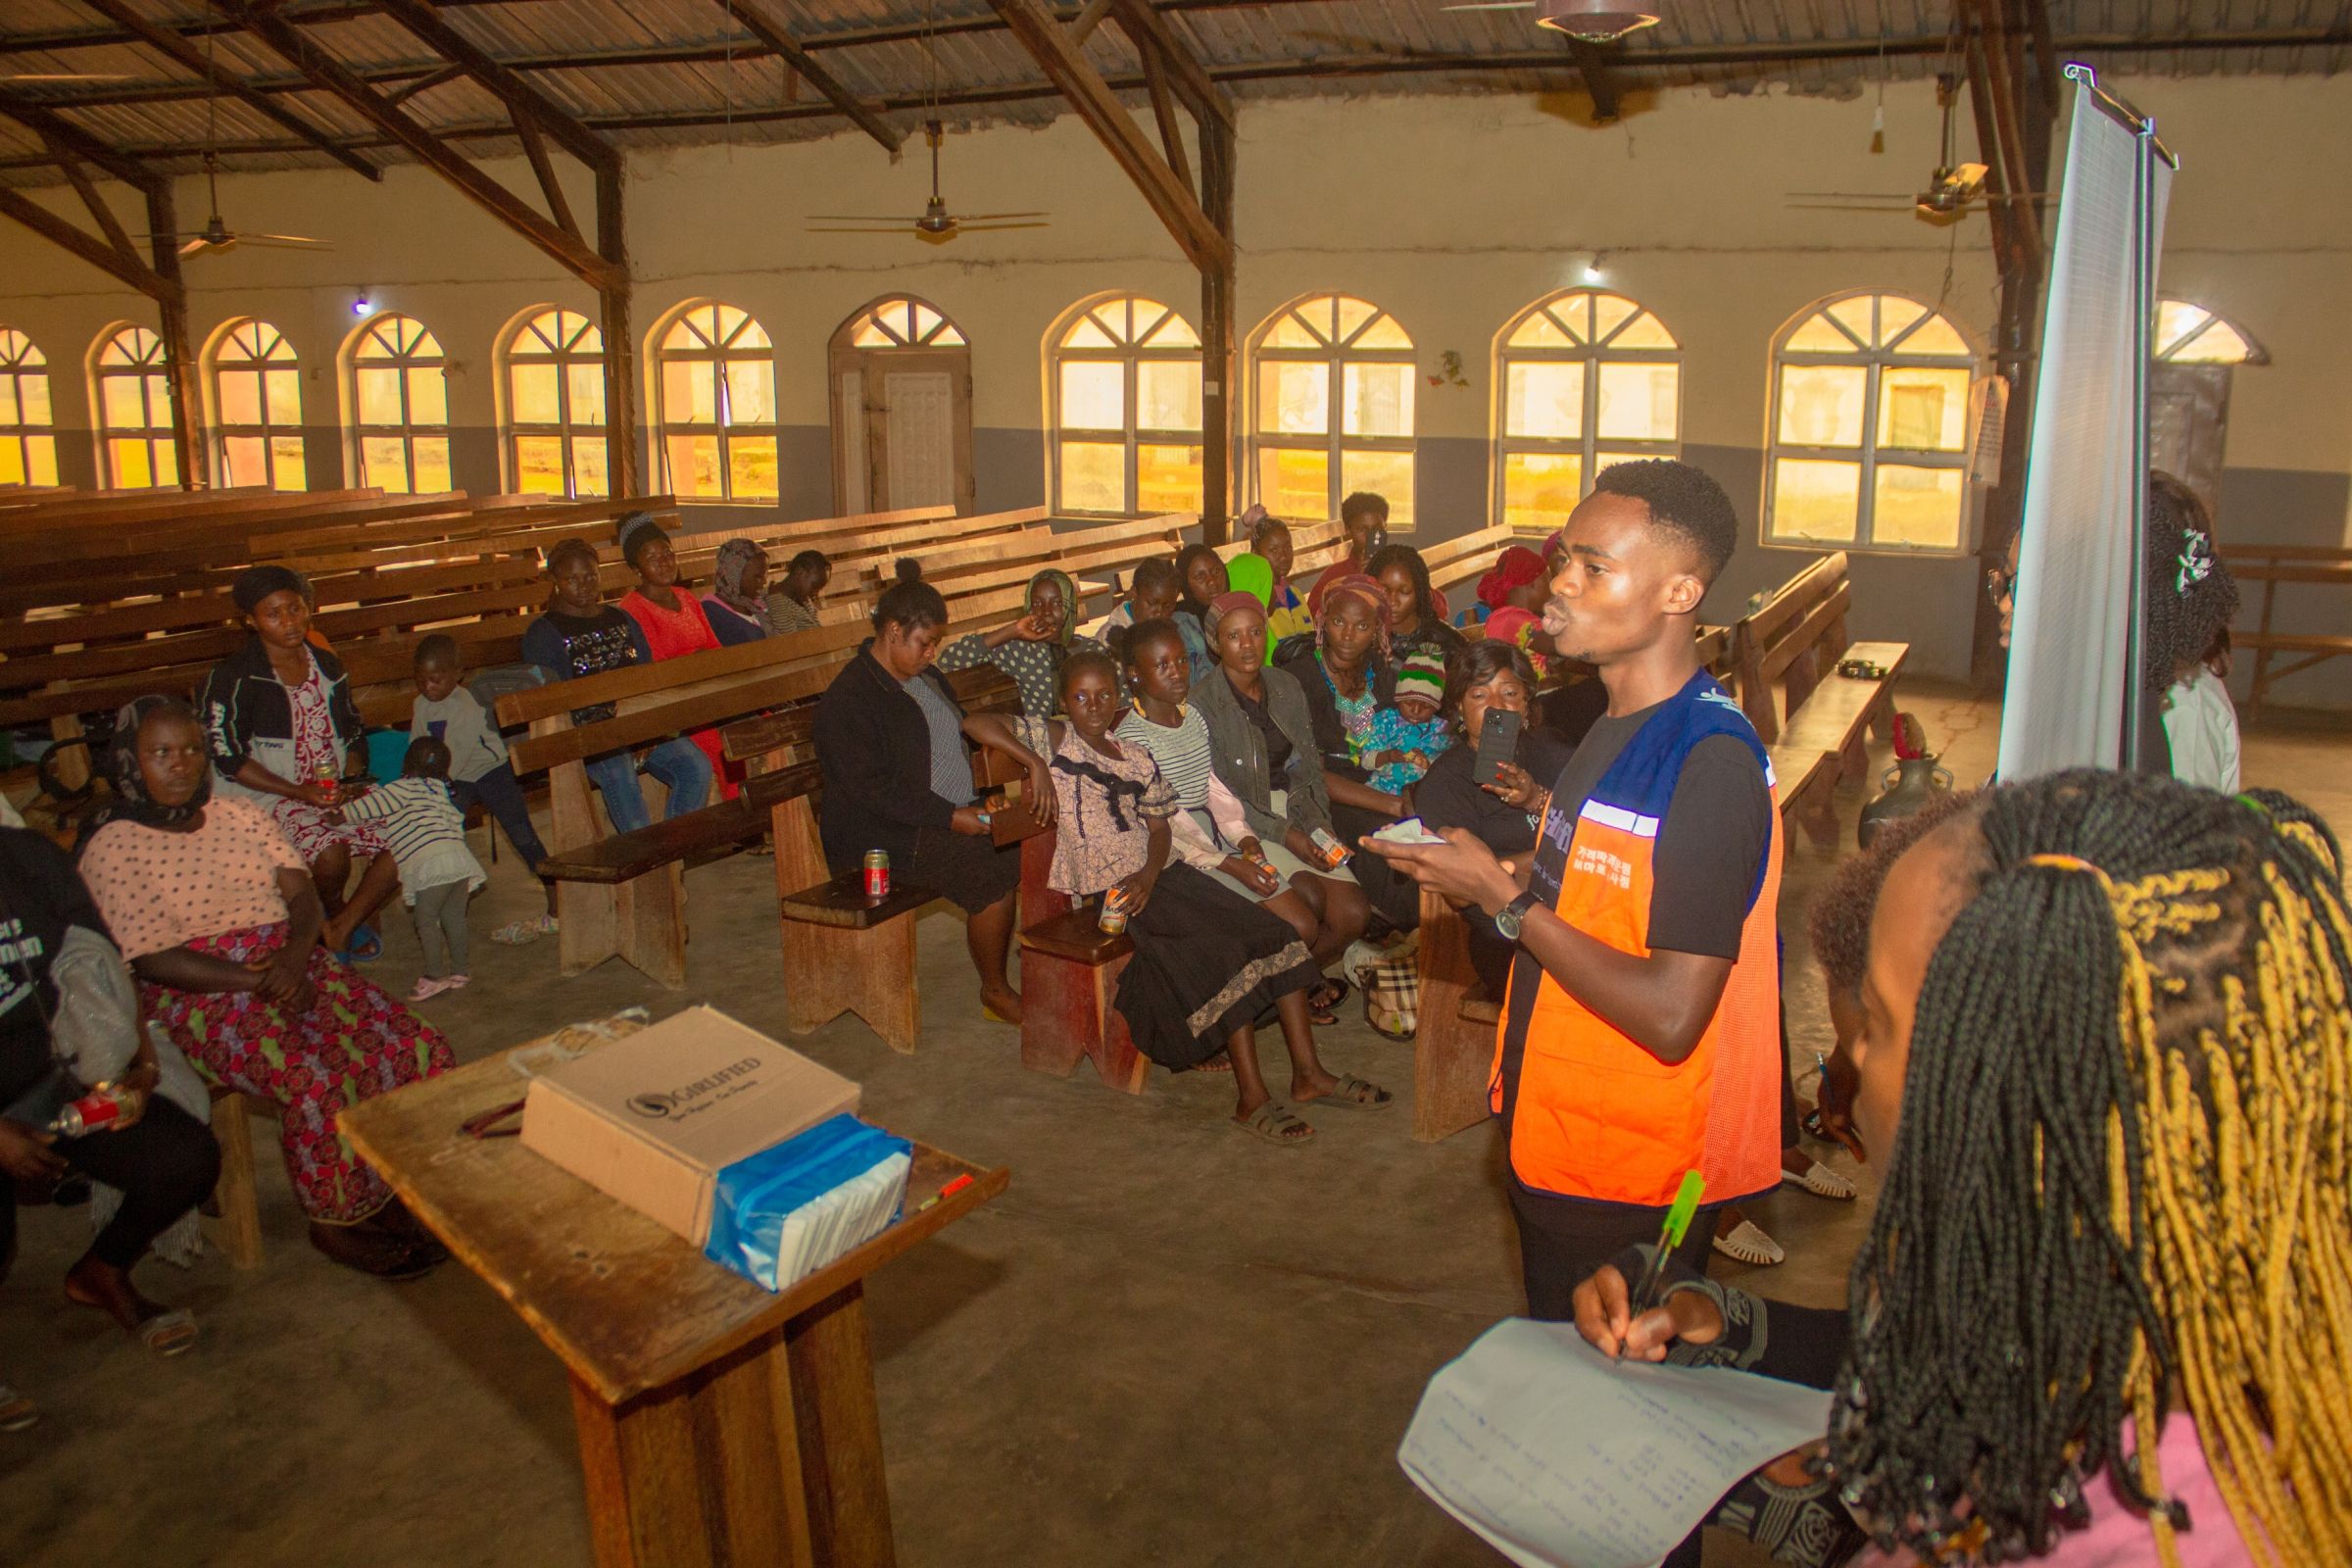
[517,539,712,833]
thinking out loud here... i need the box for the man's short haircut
[1122,616,1184,666]
[786,549,829,576]
[1340,491,1389,524]
[1592,459,1740,583]
[1130,557,1181,596]
[413,633,460,667]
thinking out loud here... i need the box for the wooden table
[341,1034,1008,1568]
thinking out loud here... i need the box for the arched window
[93,323,177,488]
[210,318,306,491]
[2155,299,2265,365]
[1250,293,1415,528]
[1049,294,1201,516]
[348,314,451,494]
[1765,292,1978,553]
[1494,290,1680,532]
[847,296,967,350]
[502,307,608,497]
[655,301,777,503]
[0,329,58,487]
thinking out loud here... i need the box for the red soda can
[49,1088,125,1138]
[862,850,890,899]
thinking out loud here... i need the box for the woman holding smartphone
[1410,641,1570,997]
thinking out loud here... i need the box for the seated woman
[1573,771,2352,1568]
[1170,543,1228,682]
[967,654,1390,1143]
[520,538,713,833]
[1278,573,1420,930]
[1248,510,1316,648]
[701,537,773,647]
[766,549,831,635]
[1185,594,1369,1012]
[1475,545,1550,621]
[77,698,454,1280]
[813,565,1051,1024]
[198,564,400,959]
[613,512,731,796]
[2144,470,2241,791]
[1368,543,1465,666]
[2,825,220,1405]
[937,565,1114,718]
[1409,641,1569,999]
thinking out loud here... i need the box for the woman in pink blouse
[612,512,732,799]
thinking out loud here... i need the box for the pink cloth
[81,798,306,959]
[1856,1417,2251,1568]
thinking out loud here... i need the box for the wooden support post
[1199,116,1237,543]
[598,162,642,498]
[204,1089,265,1269]
[145,180,206,489]
[1566,39,1622,123]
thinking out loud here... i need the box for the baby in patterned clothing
[1362,651,1451,796]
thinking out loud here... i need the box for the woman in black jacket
[813,564,1053,1025]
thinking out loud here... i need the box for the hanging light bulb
[1535,0,1660,44]
[1583,256,1607,284]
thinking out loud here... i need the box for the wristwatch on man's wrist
[1493,891,1541,941]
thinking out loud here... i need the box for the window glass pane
[1829,297,1878,346]
[222,434,267,486]
[1784,313,1857,355]
[723,360,775,426]
[1140,312,1198,348]
[28,434,57,486]
[1898,314,1970,357]
[1059,440,1126,512]
[1062,317,1116,350]
[146,375,170,421]
[102,375,145,428]
[1505,362,1585,440]
[1508,310,1576,349]
[109,436,152,488]
[0,441,21,485]
[1354,317,1412,350]
[356,367,403,426]
[1770,458,1860,543]
[666,432,721,498]
[568,364,607,425]
[663,362,714,425]
[266,368,300,422]
[1058,361,1125,431]
[23,376,52,426]
[2155,300,2206,356]
[730,316,772,352]
[1262,314,1321,350]
[361,435,411,492]
[512,364,562,425]
[219,369,263,425]
[1877,366,1971,451]
[1,376,22,425]
[1777,365,1868,448]
[1137,443,1203,514]
[1870,464,1964,549]
[1136,361,1200,432]
[270,436,307,491]
[1612,312,1677,351]
[1342,362,1413,438]
[1501,451,1582,534]
[1595,362,1679,442]
[933,322,968,347]
[1341,449,1414,529]
[1258,360,1329,436]
[911,302,943,339]
[852,322,892,349]
[1877,297,1927,346]
[407,367,448,426]
[515,434,567,494]
[412,436,451,494]
[1334,297,1376,343]
[1258,446,1329,519]
[572,437,609,497]
[728,436,778,501]
[152,441,176,488]
[1591,294,1638,341]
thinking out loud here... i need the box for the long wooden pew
[2220,541,2352,715]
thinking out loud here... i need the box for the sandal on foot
[336,924,382,964]
[1712,1219,1786,1267]
[492,914,559,947]
[1299,1072,1394,1111]
[1234,1102,1314,1146]
[1190,1053,1235,1074]
[138,1308,197,1358]
[408,976,459,1004]
[0,1387,34,1433]
[1782,1161,1857,1200]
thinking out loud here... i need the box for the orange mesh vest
[1489,672,1786,1209]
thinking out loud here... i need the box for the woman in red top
[613,513,732,799]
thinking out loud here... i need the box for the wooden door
[828,298,976,515]
[2149,362,2231,513]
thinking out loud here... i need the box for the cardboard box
[520,1004,860,1245]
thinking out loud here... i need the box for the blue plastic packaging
[703,1114,911,1292]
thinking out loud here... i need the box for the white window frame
[1046,292,1202,518]
[0,328,59,487]
[1491,289,1682,534]
[92,322,178,489]
[208,318,306,491]
[501,306,610,498]
[652,301,779,504]
[1248,293,1417,528]
[345,313,452,495]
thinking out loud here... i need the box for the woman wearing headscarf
[76,696,454,1279]
[612,511,732,798]
[198,564,400,960]
[1476,545,1550,619]
[701,537,773,647]
[1278,571,1416,928]
[936,565,1116,718]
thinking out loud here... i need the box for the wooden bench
[204,1085,268,1270]
[1010,828,1151,1094]
[2220,542,2352,716]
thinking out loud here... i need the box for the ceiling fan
[1788,78,2049,221]
[808,120,1048,242]
[1439,0,1660,44]
[133,27,330,258]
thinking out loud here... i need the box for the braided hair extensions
[1830,769,2352,1567]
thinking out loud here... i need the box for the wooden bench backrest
[1729,552,1850,744]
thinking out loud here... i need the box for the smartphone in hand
[1473,708,1523,786]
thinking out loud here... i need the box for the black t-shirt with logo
[0,827,111,1107]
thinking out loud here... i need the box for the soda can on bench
[49,1087,127,1138]
[1098,886,1129,935]
[862,850,890,899]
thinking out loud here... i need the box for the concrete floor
[5,687,2347,1568]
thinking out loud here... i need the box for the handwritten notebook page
[1397,1317,1835,1568]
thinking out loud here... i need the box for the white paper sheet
[1397,1318,1835,1568]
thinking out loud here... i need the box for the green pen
[1626,1170,1706,1334]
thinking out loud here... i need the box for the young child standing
[336,737,488,1003]
[968,653,1390,1143]
[409,634,555,946]
[1361,651,1452,797]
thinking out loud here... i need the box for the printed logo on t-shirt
[0,914,42,1022]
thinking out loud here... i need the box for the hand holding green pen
[1624,1171,1705,1334]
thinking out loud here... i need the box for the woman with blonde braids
[1571,768,2352,1568]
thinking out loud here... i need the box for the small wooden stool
[204,1085,267,1269]
[1017,906,1147,1095]
[774,796,935,1054]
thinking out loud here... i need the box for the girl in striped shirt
[336,738,486,1003]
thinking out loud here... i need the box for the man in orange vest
[1365,460,1782,1317]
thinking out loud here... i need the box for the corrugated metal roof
[0,0,2341,183]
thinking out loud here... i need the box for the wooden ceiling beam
[1070,0,1118,45]
[40,127,142,264]
[710,0,905,155]
[216,0,620,288]
[1966,0,2043,260]
[0,183,172,297]
[510,110,579,242]
[73,0,383,180]
[0,87,155,186]
[385,62,466,105]
[372,0,613,172]
[1108,0,1235,129]
[1137,36,1193,198]
[987,0,1228,271]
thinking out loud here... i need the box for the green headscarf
[1026,567,1080,644]
[1225,552,1274,609]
